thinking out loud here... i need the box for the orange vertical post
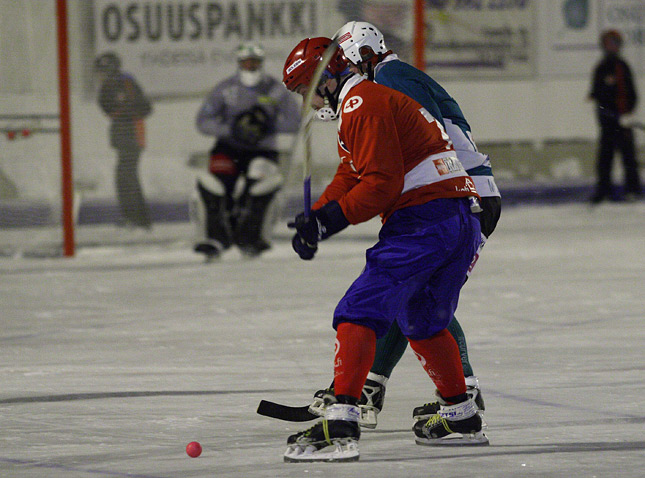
[56,0,75,257]
[414,0,425,71]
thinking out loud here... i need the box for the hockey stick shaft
[296,37,340,218]
[303,115,312,215]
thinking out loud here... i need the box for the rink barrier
[0,183,639,228]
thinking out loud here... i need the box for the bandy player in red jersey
[281,37,487,462]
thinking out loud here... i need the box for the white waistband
[402,153,468,194]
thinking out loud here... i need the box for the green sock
[370,318,475,379]
[447,316,474,377]
[370,321,409,378]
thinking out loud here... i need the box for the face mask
[316,107,337,121]
[240,69,262,87]
[314,84,340,122]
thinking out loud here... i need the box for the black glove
[290,228,318,260]
[232,106,270,146]
[288,201,350,260]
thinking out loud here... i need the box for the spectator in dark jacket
[95,52,153,228]
[589,30,641,203]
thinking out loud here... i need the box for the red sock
[408,329,466,400]
[333,322,376,400]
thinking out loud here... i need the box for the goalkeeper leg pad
[195,175,233,250]
[234,158,283,255]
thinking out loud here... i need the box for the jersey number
[419,107,453,150]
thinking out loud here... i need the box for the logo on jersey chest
[343,96,363,113]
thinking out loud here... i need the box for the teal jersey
[376,57,470,134]
[374,55,499,197]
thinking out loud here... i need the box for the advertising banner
[93,0,330,96]
[423,0,536,79]
[542,0,645,77]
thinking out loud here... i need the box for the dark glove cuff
[315,200,350,240]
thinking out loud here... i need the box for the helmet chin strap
[327,74,354,110]
[357,51,390,81]
[363,62,375,81]
[314,73,353,121]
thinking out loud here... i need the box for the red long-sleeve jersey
[313,75,478,224]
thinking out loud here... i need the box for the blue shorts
[332,198,481,340]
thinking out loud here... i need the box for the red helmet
[283,37,348,92]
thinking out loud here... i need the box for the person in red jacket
[280,37,487,463]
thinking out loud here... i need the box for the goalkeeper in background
[193,43,301,259]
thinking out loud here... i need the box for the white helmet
[334,21,388,65]
[236,43,265,61]
[236,43,265,87]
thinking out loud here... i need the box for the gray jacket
[196,73,301,151]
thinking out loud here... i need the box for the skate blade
[415,431,489,447]
[284,440,359,463]
[359,406,378,429]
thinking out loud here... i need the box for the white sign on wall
[93,0,326,96]
[423,0,537,79]
[542,0,645,77]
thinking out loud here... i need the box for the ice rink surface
[1,202,644,477]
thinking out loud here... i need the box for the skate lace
[424,414,453,434]
[299,420,332,446]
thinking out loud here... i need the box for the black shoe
[194,241,221,261]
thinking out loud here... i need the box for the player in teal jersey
[308,21,501,430]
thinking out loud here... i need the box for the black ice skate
[413,397,489,446]
[284,402,360,462]
[413,376,486,427]
[356,373,387,429]
[308,373,387,429]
